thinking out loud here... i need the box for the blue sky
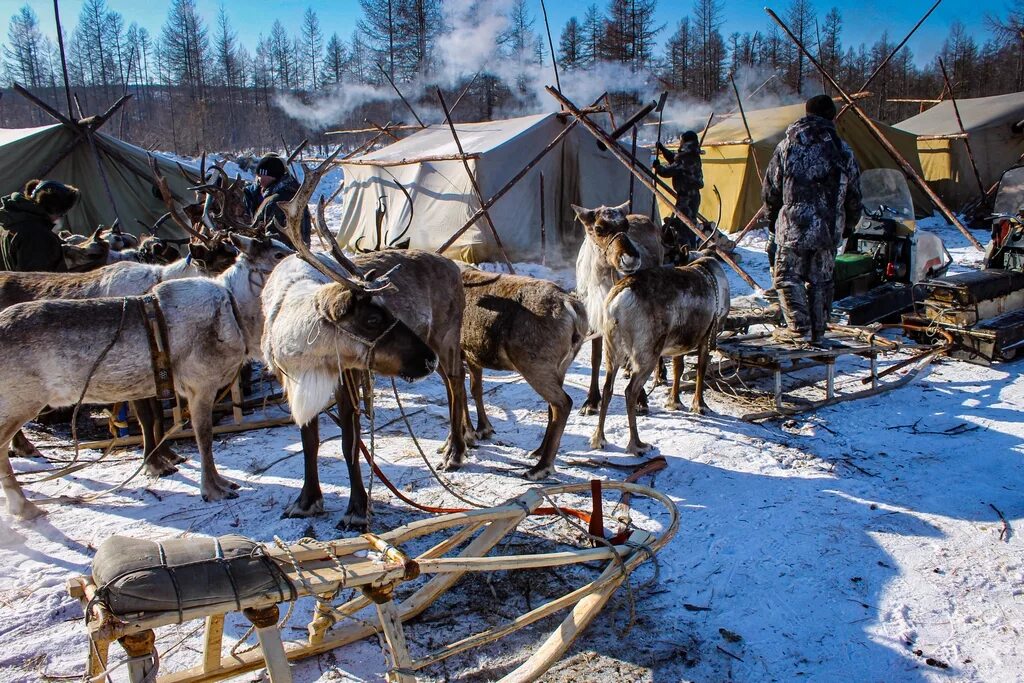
[3,0,998,67]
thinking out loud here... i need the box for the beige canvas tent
[896,91,1024,209]
[679,101,928,232]
[337,112,654,263]
[0,123,195,240]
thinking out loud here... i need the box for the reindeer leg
[525,379,572,481]
[282,419,325,518]
[9,431,42,459]
[0,410,47,520]
[579,338,602,415]
[189,392,238,502]
[468,363,494,440]
[653,357,668,387]
[625,361,655,455]
[438,352,469,471]
[590,352,617,451]
[666,356,684,411]
[337,377,368,531]
[148,397,185,465]
[135,399,178,477]
[691,340,712,415]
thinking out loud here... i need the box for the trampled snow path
[0,218,1021,682]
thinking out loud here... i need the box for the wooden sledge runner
[715,325,945,421]
[67,481,676,683]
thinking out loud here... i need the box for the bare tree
[692,0,725,100]
[301,7,323,90]
[2,5,46,88]
[559,17,585,71]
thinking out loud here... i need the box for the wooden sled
[67,481,677,683]
[715,325,944,421]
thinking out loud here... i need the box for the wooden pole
[628,126,637,212]
[540,0,562,94]
[436,87,515,273]
[698,110,715,146]
[450,72,480,115]
[379,64,425,128]
[539,172,547,266]
[836,0,941,121]
[730,72,763,183]
[765,8,984,251]
[938,58,986,196]
[52,0,74,119]
[547,86,761,291]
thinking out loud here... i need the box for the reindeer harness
[138,295,175,400]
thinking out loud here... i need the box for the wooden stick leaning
[765,7,984,251]
[435,87,516,274]
[938,57,986,197]
[547,86,762,291]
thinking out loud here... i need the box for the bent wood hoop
[68,481,677,683]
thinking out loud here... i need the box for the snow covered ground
[1,217,1021,682]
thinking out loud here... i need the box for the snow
[1,216,1022,682]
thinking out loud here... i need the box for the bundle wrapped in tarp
[91,534,295,617]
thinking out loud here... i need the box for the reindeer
[0,234,293,522]
[459,265,588,481]
[573,202,664,415]
[590,254,730,455]
[262,153,444,528]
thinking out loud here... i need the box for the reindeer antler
[148,154,209,242]
[275,149,398,294]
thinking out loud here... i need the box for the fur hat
[24,179,80,216]
[255,154,286,180]
[806,94,837,121]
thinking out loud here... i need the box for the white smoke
[274,84,399,129]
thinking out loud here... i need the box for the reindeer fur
[591,256,730,455]
[573,202,664,415]
[0,235,292,522]
[459,266,588,480]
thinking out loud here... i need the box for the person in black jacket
[243,154,311,247]
[654,130,704,259]
[0,179,80,272]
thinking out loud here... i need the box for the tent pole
[938,58,986,197]
[52,0,74,119]
[547,86,761,291]
[836,0,941,122]
[698,110,715,147]
[450,72,480,116]
[628,126,637,213]
[85,126,124,227]
[540,172,547,267]
[540,0,562,95]
[730,72,763,183]
[380,65,425,129]
[434,93,606,256]
[765,7,984,251]
[436,87,515,273]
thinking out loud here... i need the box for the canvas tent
[682,101,928,232]
[0,123,195,240]
[337,112,655,263]
[896,91,1024,209]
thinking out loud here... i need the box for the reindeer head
[228,233,293,274]
[313,282,437,381]
[572,201,643,274]
[62,225,112,271]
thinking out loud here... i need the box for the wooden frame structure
[68,481,677,683]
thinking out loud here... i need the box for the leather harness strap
[139,295,175,400]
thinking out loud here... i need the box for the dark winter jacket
[243,173,311,247]
[655,139,704,209]
[762,115,862,252]
[0,192,67,272]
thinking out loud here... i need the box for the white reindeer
[0,234,292,522]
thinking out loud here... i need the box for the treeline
[1,0,1022,154]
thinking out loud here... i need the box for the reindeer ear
[571,205,596,226]
[228,233,256,254]
[613,201,630,214]
[314,283,356,323]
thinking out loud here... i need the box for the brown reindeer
[591,254,731,455]
[459,265,588,480]
[573,202,664,414]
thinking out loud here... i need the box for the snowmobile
[906,165,1024,363]
[832,169,951,325]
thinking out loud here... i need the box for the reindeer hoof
[476,425,495,441]
[627,440,653,455]
[578,402,599,417]
[665,399,682,411]
[10,499,45,521]
[336,510,368,532]
[441,452,466,471]
[589,434,608,450]
[690,402,710,415]
[635,403,650,416]
[201,481,240,502]
[282,496,324,518]
[524,464,555,481]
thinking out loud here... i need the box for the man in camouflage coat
[762,95,862,343]
[655,130,704,260]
